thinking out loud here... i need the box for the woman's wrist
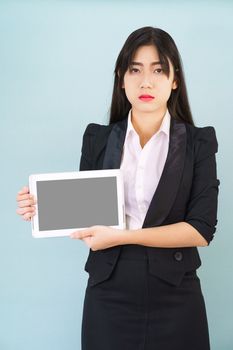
[117,228,140,245]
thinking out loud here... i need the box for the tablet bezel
[29,169,126,238]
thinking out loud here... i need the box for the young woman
[16,26,220,350]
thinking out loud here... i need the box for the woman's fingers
[15,207,36,221]
[16,185,37,220]
[16,192,36,202]
[23,211,35,221]
[17,197,36,208]
[70,229,92,239]
[16,193,31,201]
[17,186,30,196]
[16,186,37,208]
[16,206,36,215]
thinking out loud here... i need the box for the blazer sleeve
[184,126,220,245]
[79,123,100,171]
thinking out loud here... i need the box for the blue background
[0,1,232,349]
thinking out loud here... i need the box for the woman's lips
[139,95,155,102]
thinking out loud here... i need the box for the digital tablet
[29,169,126,238]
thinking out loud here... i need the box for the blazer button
[174,251,183,261]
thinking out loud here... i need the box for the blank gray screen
[37,177,119,231]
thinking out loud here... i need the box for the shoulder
[83,122,113,138]
[81,122,115,157]
[185,122,218,160]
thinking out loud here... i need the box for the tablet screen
[37,177,119,231]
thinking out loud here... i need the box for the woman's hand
[16,186,37,221]
[70,225,127,251]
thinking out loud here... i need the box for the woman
[16,26,220,350]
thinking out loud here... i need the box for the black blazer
[79,115,220,287]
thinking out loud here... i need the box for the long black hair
[108,26,195,126]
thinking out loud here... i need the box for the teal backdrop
[0,1,232,349]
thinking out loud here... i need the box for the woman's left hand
[70,225,127,251]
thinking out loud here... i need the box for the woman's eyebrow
[129,61,162,66]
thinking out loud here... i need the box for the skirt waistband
[119,245,148,260]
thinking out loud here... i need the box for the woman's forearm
[120,222,208,248]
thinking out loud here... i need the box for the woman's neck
[131,107,167,139]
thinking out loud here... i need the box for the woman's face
[122,45,177,116]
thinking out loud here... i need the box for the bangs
[123,44,171,79]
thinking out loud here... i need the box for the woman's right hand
[16,186,37,221]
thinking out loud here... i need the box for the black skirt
[81,245,210,350]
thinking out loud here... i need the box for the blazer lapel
[142,118,186,227]
[102,118,128,169]
[102,116,187,227]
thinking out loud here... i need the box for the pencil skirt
[81,245,210,350]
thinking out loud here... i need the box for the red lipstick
[139,94,155,102]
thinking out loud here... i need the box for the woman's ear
[117,70,125,89]
[172,80,178,90]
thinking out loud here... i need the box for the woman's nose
[139,73,154,88]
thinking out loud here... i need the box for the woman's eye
[129,68,140,73]
[154,68,163,74]
[129,68,164,74]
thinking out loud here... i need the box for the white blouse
[120,108,171,230]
